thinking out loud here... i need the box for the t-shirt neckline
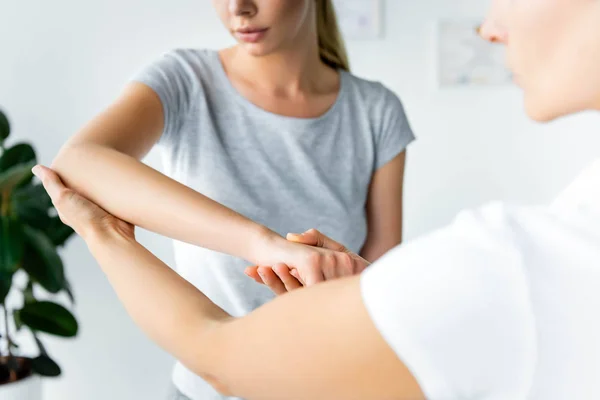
[210,50,347,127]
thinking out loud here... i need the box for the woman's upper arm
[204,276,424,400]
[59,50,197,159]
[361,150,407,262]
[361,86,414,262]
[61,82,165,160]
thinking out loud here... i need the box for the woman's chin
[238,42,276,58]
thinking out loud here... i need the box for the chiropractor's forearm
[52,143,275,263]
[86,227,231,374]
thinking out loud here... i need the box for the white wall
[1,0,599,399]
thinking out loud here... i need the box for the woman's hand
[32,165,135,241]
[245,229,371,295]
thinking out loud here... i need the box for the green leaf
[12,184,52,218]
[31,355,61,377]
[22,226,65,293]
[13,309,23,331]
[19,301,78,337]
[0,109,9,143]
[0,215,24,275]
[16,207,52,231]
[64,279,75,304]
[46,218,75,247]
[23,279,35,304]
[31,334,62,376]
[32,332,48,355]
[0,162,35,194]
[0,143,36,173]
[0,269,12,304]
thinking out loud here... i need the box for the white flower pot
[0,375,42,400]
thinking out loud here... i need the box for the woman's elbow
[49,143,75,177]
[50,141,98,182]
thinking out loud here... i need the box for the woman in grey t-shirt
[52,1,414,399]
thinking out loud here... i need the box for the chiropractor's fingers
[288,229,371,274]
[272,263,303,292]
[246,265,303,295]
[245,228,363,292]
[32,165,87,230]
[290,268,301,281]
[287,229,347,253]
[32,164,135,240]
[257,266,287,295]
[244,266,263,283]
[32,165,65,201]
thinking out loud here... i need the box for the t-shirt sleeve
[374,87,415,170]
[130,50,198,145]
[360,204,536,399]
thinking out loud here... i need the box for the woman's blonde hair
[316,0,350,71]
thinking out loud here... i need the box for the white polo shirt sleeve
[361,204,537,399]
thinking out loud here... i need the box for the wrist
[245,225,286,266]
[83,219,135,249]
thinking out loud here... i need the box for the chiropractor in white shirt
[32,0,600,398]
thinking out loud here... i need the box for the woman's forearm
[52,143,275,264]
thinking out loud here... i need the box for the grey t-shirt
[132,48,414,400]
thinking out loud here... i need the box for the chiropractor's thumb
[32,165,64,201]
[286,229,347,253]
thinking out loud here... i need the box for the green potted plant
[0,108,78,400]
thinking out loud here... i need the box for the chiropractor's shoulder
[360,202,533,399]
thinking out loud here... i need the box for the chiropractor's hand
[32,165,135,241]
[245,229,371,295]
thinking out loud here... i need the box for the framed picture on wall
[435,19,512,87]
[332,0,382,39]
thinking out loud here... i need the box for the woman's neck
[224,40,334,96]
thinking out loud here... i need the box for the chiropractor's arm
[33,165,423,400]
[51,83,366,284]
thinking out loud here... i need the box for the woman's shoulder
[131,48,223,96]
[341,72,406,112]
[143,48,220,75]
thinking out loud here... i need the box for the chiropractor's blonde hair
[316,0,350,71]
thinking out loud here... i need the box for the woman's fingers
[257,266,286,295]
[272,263,303,292]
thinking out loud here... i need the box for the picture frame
[333,0,382,40]
[434,19,513,88]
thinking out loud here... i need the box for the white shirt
[361,159,600,399]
